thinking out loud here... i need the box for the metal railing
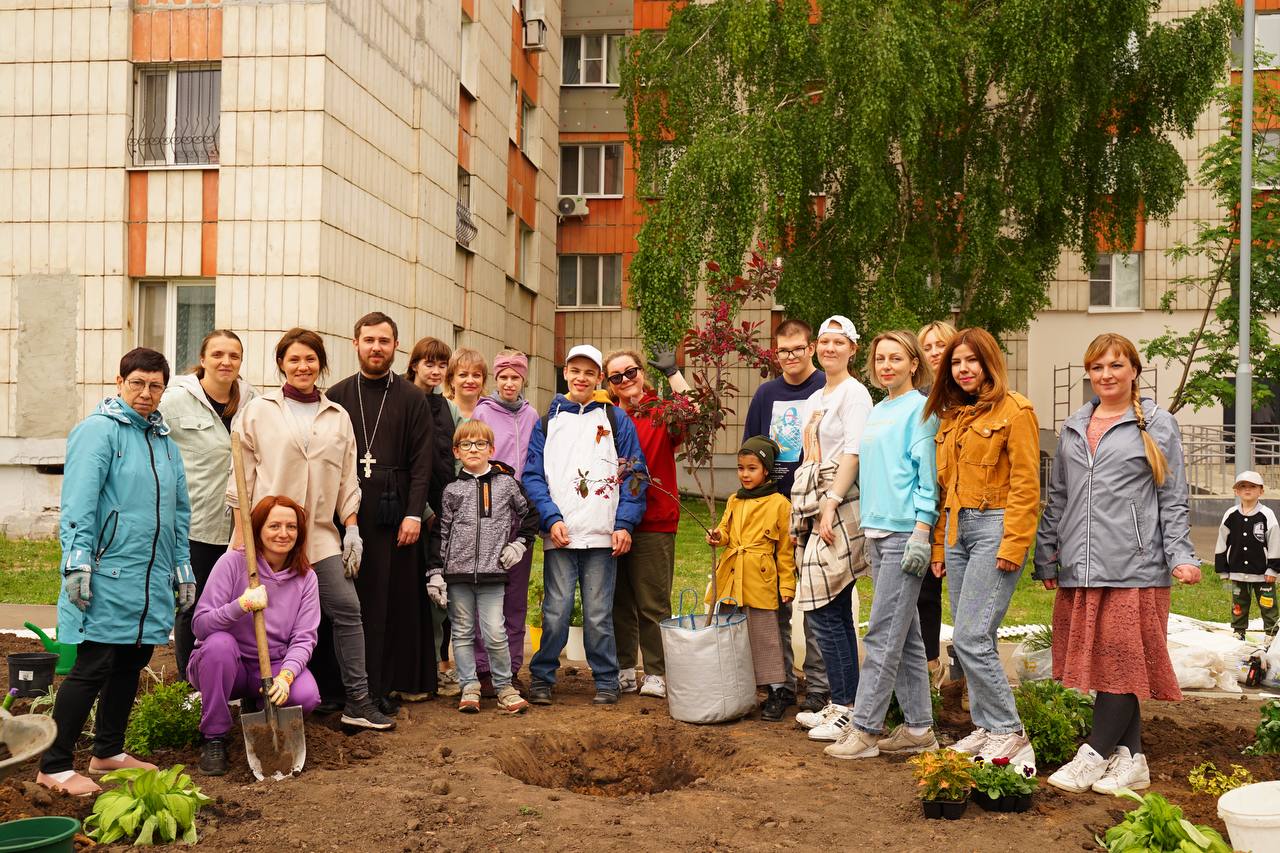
[1182,424,1280,496]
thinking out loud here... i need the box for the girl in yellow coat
[707,436,797,721]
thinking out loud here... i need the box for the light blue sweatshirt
[858,390,939,533]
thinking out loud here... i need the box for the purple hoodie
[192,549,320,679]
[471,395,539,479]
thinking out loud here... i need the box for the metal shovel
[231,432,306,781]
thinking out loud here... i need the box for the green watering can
[23,624,76,676]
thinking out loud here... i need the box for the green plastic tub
[0,816,80,853]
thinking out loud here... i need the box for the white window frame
[1088,252,1142,312]
[562,34,624,86]
[509,79,520,144]
[521,96,537,161]
[557,255,623,309]
[519,225,535,285]
[459,16,478,96]
[560,143,624,197]
[131,63,221,167]
[136,279,217,371]
[1234,12,1280,70]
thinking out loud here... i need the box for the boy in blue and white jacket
[523,344,648,705]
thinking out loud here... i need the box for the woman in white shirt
[791,315,874,742]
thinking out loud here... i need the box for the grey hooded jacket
[428,461,539,585]
[1034,398,1198,588]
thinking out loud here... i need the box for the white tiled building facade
[0,0,561,533]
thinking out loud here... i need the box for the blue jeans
[805,582,859,706]
[449,584,512,689]
[945,508,1023,735]
[854,532,932,734]
[529,547,620,691]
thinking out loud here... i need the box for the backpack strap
[541,399,623,459]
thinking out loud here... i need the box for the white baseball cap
[818,315,859,342]
[1235,470,1266,488]
[564,344,603,371]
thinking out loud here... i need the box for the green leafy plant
[1188,761,1254,796]
[1097,789,1232,853]
[970,757,1038,799]
[26,685,56,716]
[907,748,974,802]
[83,765,212,846]
[1013,679,1094,765]
[124,680,201,756]
[1019,625,1054,653]
[1244,699,1280,755]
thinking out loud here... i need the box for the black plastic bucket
[7,653,57,698]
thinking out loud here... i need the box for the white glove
[238,585,268,613]
[266,669,293,706]
[342,526,363,579]
[64,564,92,611]
[426,575,448,607]
[499,541,527,570]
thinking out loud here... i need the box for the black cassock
[328,371,437,698]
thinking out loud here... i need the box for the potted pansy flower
[970,756,1038,813]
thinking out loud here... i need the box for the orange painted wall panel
[132,12,152,61]
[134,8,222,62]
[127,172,148,278]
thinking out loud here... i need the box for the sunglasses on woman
[606,366,642,386]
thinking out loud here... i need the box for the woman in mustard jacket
[706,436,796,721]
[924,327,1040,770]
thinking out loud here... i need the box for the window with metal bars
[129,64,221,167]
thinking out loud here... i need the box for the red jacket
[627,391,681,533]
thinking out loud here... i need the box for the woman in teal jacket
[38,348,196,797]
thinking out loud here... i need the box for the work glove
[901,532,932,578]
[342,526,363,579]
[648,348,679,378]
[499,541,527,570]
[238,585,268,613]
[266,669,294,706]
[176,582,197,612]
[64,564,92,611]
[426,575,448,608]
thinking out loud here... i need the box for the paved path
[0,604,56,632]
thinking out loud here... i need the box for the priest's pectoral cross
[361,449,376,479]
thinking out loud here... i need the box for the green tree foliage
[1143,74,1280,414]
[621,0,1236,347]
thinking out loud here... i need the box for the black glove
[648,348,678,378]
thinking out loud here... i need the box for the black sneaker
[316,698,344,714]
[593,689,620,705]
[760,688,786,722]
[776,687,796,710]
[527,683,553,705]
[198,738,228,776]
[376,695,401,717]
[800,691,830,713]
[341,695,396,731]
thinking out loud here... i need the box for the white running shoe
[979,731,1036,772]
[951,727,990,755]
[1047,744,1108,793]
[638,674,666,698]
[1091,747,1150,794]
[808,706,854,742]
[618,667,639,693]
[796,702,844,730]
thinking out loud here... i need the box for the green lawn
[1,515,1235,628]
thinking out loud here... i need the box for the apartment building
[0,0,562,533]
[554,0,1248,492]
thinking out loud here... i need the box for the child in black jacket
[1215,471,1280,639]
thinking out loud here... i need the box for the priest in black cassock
[328,311,436,714]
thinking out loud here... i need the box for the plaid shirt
[789,459,869,611]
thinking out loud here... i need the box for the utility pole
[1239,0,1256,472]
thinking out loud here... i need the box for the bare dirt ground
[0,632,1275,852]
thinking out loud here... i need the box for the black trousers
[174,540,226,682]
[917,569,943,661]
[40,640,154,773]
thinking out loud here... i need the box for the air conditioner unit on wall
[557,195,589,217]
[523,18,547,51]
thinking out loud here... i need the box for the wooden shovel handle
[230,432,274,683]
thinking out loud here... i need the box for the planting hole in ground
[495,724,739,797]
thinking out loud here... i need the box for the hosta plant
[84,765,212,846]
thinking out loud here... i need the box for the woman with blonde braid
[1037,333,1199,795]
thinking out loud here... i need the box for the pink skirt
[1051,586,1181,701]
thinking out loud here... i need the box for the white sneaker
[638,674,666,698]
[1091,747,1150,794]
[979,731,1036,772]
[808,705,854,742]
[619,668,638,693]
[437,668,461,697]
[796,702,844,730]
[1048,744,1108,793]
[951,727,990,755]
